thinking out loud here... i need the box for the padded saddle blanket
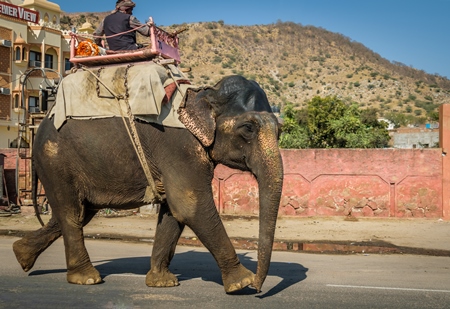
[49,62,194,130]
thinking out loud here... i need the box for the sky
[57,0,450,79]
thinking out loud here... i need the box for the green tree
[307,96,347,148]
[429,111,439,122]
[384,111,407,128]
[60,15,71,24]
[279,96,390,149]
[360,107,380,127]
[329,104,390,148]
[279,103,309,148]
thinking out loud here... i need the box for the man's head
[115,0,136,14]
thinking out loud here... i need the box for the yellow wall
[0,0,70,148]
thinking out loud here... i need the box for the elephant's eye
[243,123,254,132]
[239,122,257,141]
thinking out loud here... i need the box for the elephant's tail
[32,159,44,227]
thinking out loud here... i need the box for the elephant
[12,74,283,294]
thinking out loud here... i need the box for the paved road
[1,236,450,308]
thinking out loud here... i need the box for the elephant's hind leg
[49,195,102,285]
[146,203,184,287]
[63,209,102,285]
[13,216,62,272]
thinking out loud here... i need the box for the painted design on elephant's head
[257,113,282,175]
[178,87,216,147]
[221,119,237,134]
[44,140,58,157]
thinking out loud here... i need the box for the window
[28,96,39,113]
[14,94,20,109]
[64,58,73,71]
[44,54,53,69]
[15,47,21,61]
[22,47,27,61]
[29,51,41,67]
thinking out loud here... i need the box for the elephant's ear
[178,87,216,147]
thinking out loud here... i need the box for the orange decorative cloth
[76,40,100,57]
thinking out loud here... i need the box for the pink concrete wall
[439,104,450,219]
[0,148,445,219]
[213,148,443,218]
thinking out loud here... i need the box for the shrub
[213,56,222,64]
[408,94,417,101]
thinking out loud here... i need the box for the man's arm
[93,20,105,46]
[129,15,150,37]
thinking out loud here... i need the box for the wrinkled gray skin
[13,75,283,293]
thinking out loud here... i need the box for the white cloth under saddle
[49,62,194,130]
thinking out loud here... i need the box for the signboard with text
[0,2,39,23]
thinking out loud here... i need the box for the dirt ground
[1,210,449,254]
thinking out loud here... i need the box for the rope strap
[161,61,186,97]
[82,66,161,203]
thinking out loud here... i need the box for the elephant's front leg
[172,196,255,293]
[187,205,255,293]
[147,202,185,287]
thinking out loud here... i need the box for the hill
[62,13,450,122]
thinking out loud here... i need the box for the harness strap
[82,66,161,204]
[162,61,186,98]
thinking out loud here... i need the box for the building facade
[0,0,72,148]
[392,128,439,149]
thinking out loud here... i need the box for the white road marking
[327,284,450,293]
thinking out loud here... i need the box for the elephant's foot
[67,265,102,285]
[13,238,39,272]
[222,264,255,293]
[146,269,179,287]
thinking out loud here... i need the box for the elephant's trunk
[250,130,284,292]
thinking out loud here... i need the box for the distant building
[0,0,72,148]
[392,127,439,149]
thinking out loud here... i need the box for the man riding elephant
[93,0,151,50]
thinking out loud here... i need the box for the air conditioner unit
[0,88,10,95]
[29,60,41,67]
[0,40,12,47]
[29,107,40,113]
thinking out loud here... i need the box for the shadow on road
[28,250,307,297]
[29,268,67,276]
[96,251,307,297]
